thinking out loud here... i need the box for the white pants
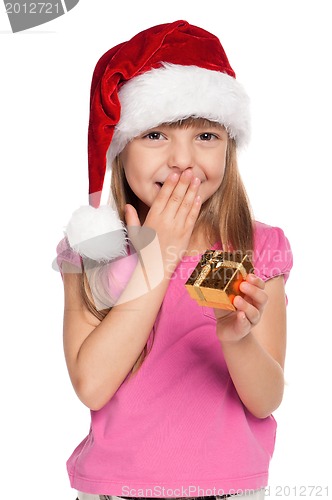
[77,491,265,500]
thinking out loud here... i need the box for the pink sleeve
[54,237,138,309]
[55,237,83,276]
[80,253,138,310]
[253,222,293,283]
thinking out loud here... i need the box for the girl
[57,20,293,500]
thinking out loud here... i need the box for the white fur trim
[65,205,127,262]
[107,63,250,165]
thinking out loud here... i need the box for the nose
[167,138,194,172]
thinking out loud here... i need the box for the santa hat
[65,20,250,262]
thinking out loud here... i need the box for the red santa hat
[65,20,250,262]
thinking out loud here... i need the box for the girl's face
[120,122,228,213]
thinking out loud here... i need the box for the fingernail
[192,177,201,186]
[234,295,243,307]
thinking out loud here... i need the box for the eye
[143,131,166,141]
[197,132,219,141]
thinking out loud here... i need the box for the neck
[185,229,214,256]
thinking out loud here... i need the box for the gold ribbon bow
[193,251,249,288]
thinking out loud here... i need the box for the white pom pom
[65,205,127,262]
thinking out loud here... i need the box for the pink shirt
[56,221,293,496]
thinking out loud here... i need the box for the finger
[216,309,251,339]
[150,172,180,213]
[236,311,252,336]
[175,176,201,221]
[159,170,195,219]
[125,204,142,248]
[245,273,265,289]
[233,295,261,326]
[125,204,159,252]
[183,193,202,230]
[124,204,141,228]
[239,280,268,308]
[174,177,201,212]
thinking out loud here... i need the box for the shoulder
[253,221,293,282]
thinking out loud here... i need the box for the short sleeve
[54,236,83,276]
[253,221,293,283]
[54,236,138,310]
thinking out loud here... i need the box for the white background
[1,1,331,499]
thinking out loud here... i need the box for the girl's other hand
[214,274,268,342]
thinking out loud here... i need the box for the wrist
[218,329,253,347]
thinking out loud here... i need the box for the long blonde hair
[81,118,254,371]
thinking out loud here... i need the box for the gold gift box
[185,250,254,311]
